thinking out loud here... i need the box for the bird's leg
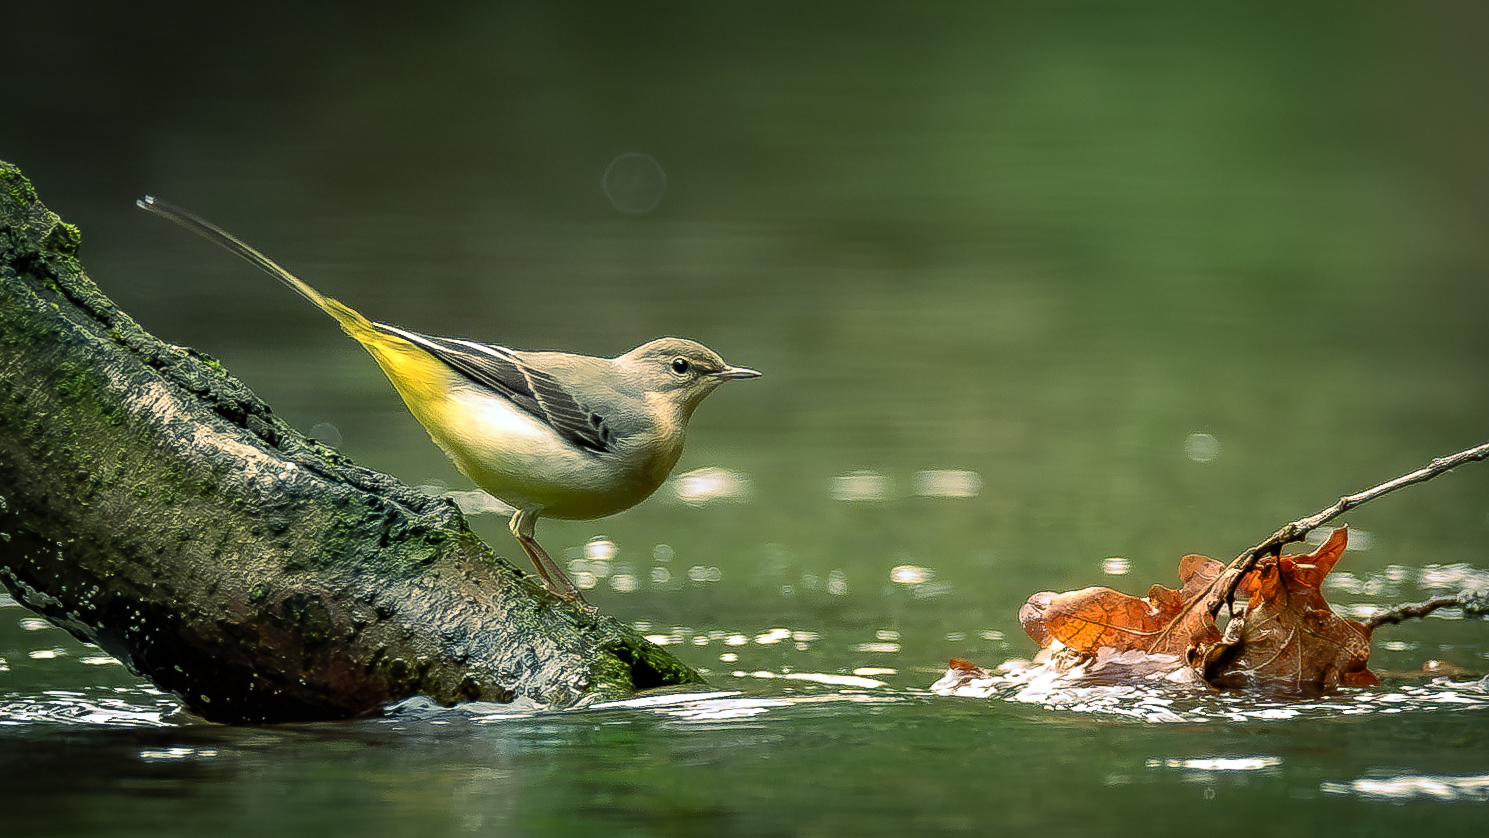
[509,509,592,609]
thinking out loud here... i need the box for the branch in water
[1364,590,1489,632]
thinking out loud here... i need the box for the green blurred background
[3,2,1488,835]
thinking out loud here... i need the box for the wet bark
[0,160,702,723]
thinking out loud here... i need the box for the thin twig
[1362,594,1471,632]
[1200,441,1489,618]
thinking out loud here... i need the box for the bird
[136,196,759,608]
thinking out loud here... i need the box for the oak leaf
[1019,552,1246,656]
[1196,527,1378,692]
[1016,527,1373,693]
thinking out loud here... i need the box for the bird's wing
[372,323,615,453]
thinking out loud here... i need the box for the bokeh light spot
[602,152,667,213]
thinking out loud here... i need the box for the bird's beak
[713,365,762,380]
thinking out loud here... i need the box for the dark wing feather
[373,324,613,453]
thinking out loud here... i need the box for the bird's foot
[517,534,595,612]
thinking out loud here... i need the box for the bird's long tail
[136,196,454,410]
[136,196,376,335]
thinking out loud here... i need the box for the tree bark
[0,160,702,723]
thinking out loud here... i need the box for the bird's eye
[671,357,691,375]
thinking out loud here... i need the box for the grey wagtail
[137,196,759,607]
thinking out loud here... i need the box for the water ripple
[930,658,1489,723]
[0,688,180,727]
[1322,773,1489,803]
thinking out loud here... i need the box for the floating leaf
[1015,527,1375,694]
[1020,551,1246,656]
[1196,528,1378,692]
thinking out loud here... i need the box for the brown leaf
[1142,553,1253,656]
[1197,528,1378,692]
[1020,553,1238,656]
[1018,592,1055,648]
[1017,528,1372,694]
[1035,585,1184,654]
[947,658,986,675]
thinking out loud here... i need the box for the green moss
[0,162,35,208]
[587,634,705,697]
[48,359,96,403]
[43,222,81,257]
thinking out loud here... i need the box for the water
[4,3,1489,835]
[5,604,1489,836]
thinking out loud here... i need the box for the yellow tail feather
[136,196,456,418]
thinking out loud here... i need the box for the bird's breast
[426,385,682,520]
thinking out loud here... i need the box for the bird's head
[620,337,760,417]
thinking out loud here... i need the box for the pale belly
[418,386,673,520]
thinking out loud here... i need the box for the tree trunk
[0,160,702,723]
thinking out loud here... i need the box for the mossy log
[0,160,702,723]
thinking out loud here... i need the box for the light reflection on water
[321,674,1489,730]
[8,540,1487,731]
[0,687,178,728]
[931,660,1489,724]
[1322,773,1489,803]
[5,637,1486,731]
